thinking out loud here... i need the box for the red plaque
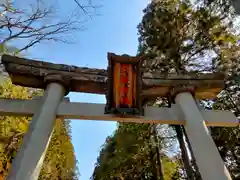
[105,53,142,115]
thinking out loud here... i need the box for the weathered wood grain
[2,54,225,99]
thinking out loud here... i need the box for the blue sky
[12,0,148,179]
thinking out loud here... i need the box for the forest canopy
[92,0,239,179]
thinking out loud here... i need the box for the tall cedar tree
[138,0,239,179]
[92,0,239,179]
[92,0,240,179]
[196,0,240,179]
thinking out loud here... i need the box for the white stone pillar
[6,81,66,180]
[175,92,232,180]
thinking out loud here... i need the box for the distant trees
[92,123,180,180]
[0,79,79,179]
[92,0,239,179]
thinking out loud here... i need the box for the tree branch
[0,0,91,52]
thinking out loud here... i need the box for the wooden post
[6,81,66,180]
[175,92,232,180]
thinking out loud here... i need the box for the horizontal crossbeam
[2,54,225,99]
[0,98,237,127]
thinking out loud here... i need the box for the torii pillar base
[175,92,232,180]
[6,75,67,180]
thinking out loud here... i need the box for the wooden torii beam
[0,54,237,180]
[1,54,224,99]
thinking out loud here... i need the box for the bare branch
[0,0,91,52]
[73,0,91,18]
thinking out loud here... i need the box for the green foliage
[39,119,79,180]
[0,79,79,179]
[0,80,33,179]
[92,0,239,179]
[196,0,239,15]
[0,43,20,56]
[92,123,179,180]
[210,86,240,179]
[137,0,240,179]
[138,0,239,75]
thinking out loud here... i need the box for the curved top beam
[2,54,225,99]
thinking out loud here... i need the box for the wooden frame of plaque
[105,53,143,116]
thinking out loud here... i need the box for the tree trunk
[174,125,194,180]
[149,144,159,179]
[182,126,202,180]
[148,125,164,180]
[153,125,164,180]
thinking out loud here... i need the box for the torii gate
[0,53,238,180]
